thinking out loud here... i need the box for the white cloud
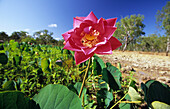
[23,28,30,32]
[34,35,38,38]
[40,32,44,35]
[26,33,29,36]
[55,37,62,40]
[48,24,57,28]
[32,30,40,33]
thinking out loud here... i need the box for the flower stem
[78,58,91,98]
[120,101,141,103]
[110,71,135,108]
[110,93,128,109]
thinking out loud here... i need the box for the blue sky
[0,0,168,40]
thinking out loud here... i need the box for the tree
[33,29,54,45]
[19,31,35,43]
[114,14,145,51]
[21,36,35,44]
[158,35,167,52]
[10,31,30,42]
[57,39,64,46]
[20,31,28,39]
[156,1,170,56]
[10,31,22,41]
[137,34,167,52]
[0,31,9,41]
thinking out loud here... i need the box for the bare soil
[98,51,170,86]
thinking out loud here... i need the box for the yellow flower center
[84,34,96,41]
[81,30,100,48]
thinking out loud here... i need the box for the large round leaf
[33,84,82,109]
[73,82,88,105]
[0,91,40,109]
[41,58,51,73]
[144,80,169,89]
[151,101,170,109]
[146,81,170,106]
[13,55,22,66]
[2,80,16,90]
[93,55,105,75]
[0,44,4,50]
[0,53,8,65]
[103,62,122,91]
[142,80,170,108]
[119,103,131,109]
[128,87,142,103]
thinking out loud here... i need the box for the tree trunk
[166,35,169,56]
[123,36,128,52]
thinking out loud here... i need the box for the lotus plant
[62,11,122,98]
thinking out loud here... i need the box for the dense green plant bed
[0,41,170,109]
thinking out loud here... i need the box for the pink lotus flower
[62,11,122,65]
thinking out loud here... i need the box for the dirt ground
[98,51,170,86]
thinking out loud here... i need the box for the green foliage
[0,40,77,97]
[0,40,169,109]
[41,58,51,73]
[119,103,131,109]
[151,101,170,109]
[2,80,16,90]
[0,91,40,109]
[105,62,122,90]
[21,36,35,44]
[0,31,9,41]
[128,87,142,103]
[93,55,105,75]
[0,53,8,65]
[114,14,145,51]
[37,44,42,51]
[137,34,167,52]
[156,1,170,35]
[10,31,22,41]
[97,89,113,108]
[34,29,55,45]
[0,30,64,46]
[33,84,82,109]
[141,80,170,108]
[0,44,4,50]
[156,1,170,55]
[13,55,22,66]
[73,82,88,106]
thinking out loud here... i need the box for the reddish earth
[98,51,170,86]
